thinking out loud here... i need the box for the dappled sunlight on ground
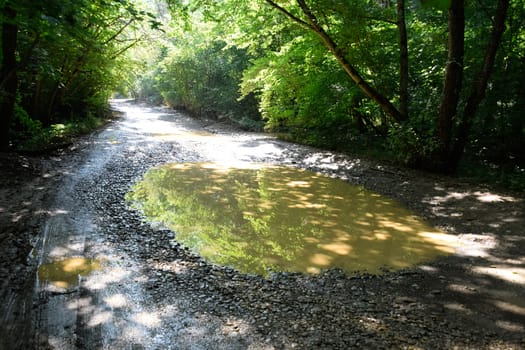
[425,186,523,222]
[51,255,269,348]
[455,234,498,257]
[11,100,521,349]
[83,264,131,290]
[472,265,525,285]
[132,311,162,328]
[104,293,128,308]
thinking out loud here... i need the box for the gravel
[1,101,524,349]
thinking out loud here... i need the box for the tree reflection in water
[127,163,458,276]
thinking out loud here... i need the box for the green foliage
[239,27,381,142]
[388,123,438,167]
[101,0,525,181]
[457,160,525,192]
[464,0,525,168]
[136,11,262,129]
[11,102,45,146]
[3,0,157,149]
[11,104,108,152]
[153,0,522,182]
[420,0,451,11]
[4,0,522,185]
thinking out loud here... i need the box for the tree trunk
[0,5,18,151]
[448,0,510,170]
[435,0,465,172]
[265,0,405,124]
[397,0,409,120]
[311,25,406,124]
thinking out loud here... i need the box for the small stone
[394,297,417,305]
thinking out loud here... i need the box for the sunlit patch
[418,232,458,253]
[286,180,311,188]
[472,266,525,285]
[418,265,438,272]
[83,265,131,290]
[319,243,352,255]
[444,302,472,313]
[88,311,113,327]
[48,335,66,348]
[473,191,517,203]
[495,320,525,332]
[105,294,128,308]
[127,163,460,276]
[151,261,190,274]
[448,283,478,294]
[455,234,497,257]
[49,209,69,216]
[38,257,102,289]
[374,233,390,240]
[378,219,415,233]
[67,296,92,311]
[47,247,71,258]
[310,253,332,266]
[132,311,161,328]
[151,130,213,141]
[306,266,321,274]
[492,300,525,316]
[358,316,386,332]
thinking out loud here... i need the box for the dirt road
[1,100,524,349]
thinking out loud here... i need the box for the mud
[0,99,524,349]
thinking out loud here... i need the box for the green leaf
[420,0,451,10]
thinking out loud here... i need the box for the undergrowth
[279,127,525,192]
[11,107,112,154]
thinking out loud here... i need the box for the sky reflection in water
[127,162,458,276]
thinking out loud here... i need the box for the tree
[1,0,158,150]
[447,0,510,171]
[434,0,465,171]
[0,4,18,151]
[159,0,518,174]
[397,0,409,120]
[264,0,406,124]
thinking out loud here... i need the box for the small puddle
[127,162,458,276]
[38,257,102,289]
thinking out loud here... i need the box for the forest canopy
[1,0,524,184]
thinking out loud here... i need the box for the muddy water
[38,257,102,289]
[128,162,458,276]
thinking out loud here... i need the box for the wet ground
[1,99,524,349]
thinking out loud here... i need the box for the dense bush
[1,0,159,150]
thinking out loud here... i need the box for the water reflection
[38,257,102,289]
[127,163,458,276]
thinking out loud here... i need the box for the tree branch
[103,19,134,45]
[263,0,311,29]
[294,0,405,123]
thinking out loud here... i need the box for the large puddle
[127,163,458,276]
